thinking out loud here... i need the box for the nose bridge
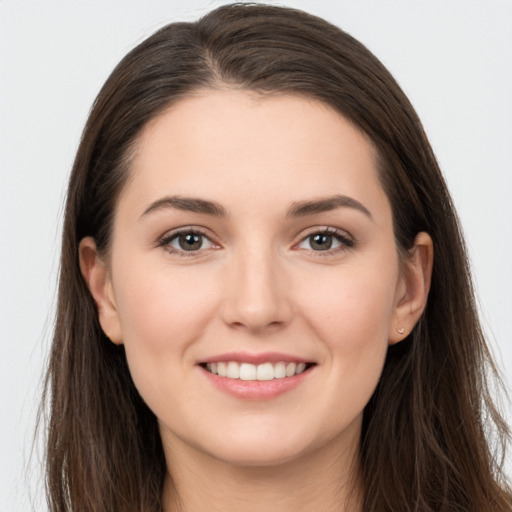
[222,238,291,332]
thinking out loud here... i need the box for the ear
[79,237,123,345]
[389,232,433,345]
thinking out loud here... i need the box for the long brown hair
[43,3,511,511]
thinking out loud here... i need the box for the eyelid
[293,226,355,254]
[156,225,354,257]
[157,226,221,256]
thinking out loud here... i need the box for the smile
[204,361,310,381]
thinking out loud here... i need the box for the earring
[397,327,405,335]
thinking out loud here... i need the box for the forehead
[118,89,389,222]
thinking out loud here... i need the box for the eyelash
[157,226,355,257]
[157,228,217,257]
[295,227,355,256]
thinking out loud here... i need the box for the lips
[199,352,316,395]
[200,355,315,399]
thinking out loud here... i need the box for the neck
[161,433,363,512]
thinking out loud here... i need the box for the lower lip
[200,366,312,399]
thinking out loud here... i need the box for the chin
[210,444,309,468]
[193,425,335,469]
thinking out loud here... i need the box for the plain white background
[1,0,511,509]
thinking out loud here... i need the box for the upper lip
[199,352,313,365]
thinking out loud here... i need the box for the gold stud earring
[397,327,405,335]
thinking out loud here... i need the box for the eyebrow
[140,196,227,219]
[140,193,372,221]
[286,194,372,219]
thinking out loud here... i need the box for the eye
[297,229,354,252]
[160,229,216,254]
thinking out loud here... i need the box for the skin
[81,90,433,511]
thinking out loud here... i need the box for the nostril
[226,318,287,333]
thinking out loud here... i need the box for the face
[87,90,420,469]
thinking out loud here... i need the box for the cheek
[303,262,397,333]
[298,262,398,383]
[111,261,219,388]
[115,259,218,337]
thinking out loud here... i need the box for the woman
[43,3,511,511]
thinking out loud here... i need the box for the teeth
[227,361,239,379]
[257,362,274,381]
[217,362,227,377]
[240,363,256,381]
[205,361,309,380]
[274,362,286,379]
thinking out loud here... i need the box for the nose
[221,245,293,333]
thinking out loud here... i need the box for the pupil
[311,233,332,250]
[180,233,201,251]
